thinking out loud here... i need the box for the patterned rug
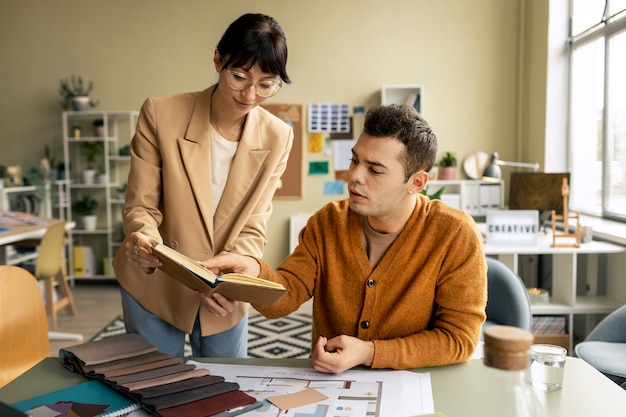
[91,310,312,359]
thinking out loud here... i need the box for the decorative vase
[439,167,457,180]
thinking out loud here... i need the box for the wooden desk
[0,213,70,264]
[1,357,625,417]
[0,221,50,246]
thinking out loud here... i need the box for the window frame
[568,2,626,222]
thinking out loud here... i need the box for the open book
[151,242,286,305]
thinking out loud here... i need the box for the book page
[220,274,285,289]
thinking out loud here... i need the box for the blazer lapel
[179,87,215,244]
[213,109,269,229]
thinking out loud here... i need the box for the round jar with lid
[483,325,535,371]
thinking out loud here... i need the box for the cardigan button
[366,279,375,288]
[360,321,370,329]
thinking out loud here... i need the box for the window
[569,1,626,221]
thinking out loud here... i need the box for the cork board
[262,103,303,199]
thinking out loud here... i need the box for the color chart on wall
[308,103,350,133]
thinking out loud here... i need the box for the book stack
[55,333,262,416]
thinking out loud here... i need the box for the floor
[48,280,123,357]
[47,280,313,358]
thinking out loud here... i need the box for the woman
[112,13,292,358]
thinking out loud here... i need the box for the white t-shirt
[210,126,239,216]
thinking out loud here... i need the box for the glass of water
[528,344,567,391]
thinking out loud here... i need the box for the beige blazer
[113,85,293,335]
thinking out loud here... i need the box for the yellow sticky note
[309,133,324,153]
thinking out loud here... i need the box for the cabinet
[484,233,626,350]
[0,180,70,265]
[381,84,423,114]
[427,179,503,217]
[62,110,138,279]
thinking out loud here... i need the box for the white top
[210,127,238,216]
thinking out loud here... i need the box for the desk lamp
[481,152,540,181]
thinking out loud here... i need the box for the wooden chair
[0,265,50,388]
[15,221,79,332]
[34,221,77,330]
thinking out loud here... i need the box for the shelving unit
[427,179,503,217]
[381,84,423,114]
[62,110,138,280]
[484,235,626,350]
[0,180,70,265]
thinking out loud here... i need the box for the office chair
[0,265,50,388]
[575,305,626,389]
[482,257,533,338]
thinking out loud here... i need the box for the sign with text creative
[486,210,539,246]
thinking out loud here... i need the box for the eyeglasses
[224,68,283,98]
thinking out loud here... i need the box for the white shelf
[0,180,71,266]
[63,110,137,280]
[428,179,503,217]
[381,84,423,114]
[485,232,626,349]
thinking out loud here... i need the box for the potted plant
[420,185,445,200]
[44,145,59,180]
[438,151,458,180]
[73,195,99,230]
[93,119,105,137]
[0,165,8,188]
[56,161,66,180]
[116,182,128,200]
[59,75,100,111]
[81,141,104,184]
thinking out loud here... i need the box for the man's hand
[201,251,261,277]
[311,335,375,374]
[197,252,260,317]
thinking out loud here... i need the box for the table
[0,213,71,264]
[1,357,625,417]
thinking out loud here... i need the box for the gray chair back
[483,257,533,335]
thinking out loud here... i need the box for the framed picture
[6,165,23,187]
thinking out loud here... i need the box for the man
[201,104,487,374]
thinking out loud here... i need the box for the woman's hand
[125,231,161,272]
[197,292,235,317]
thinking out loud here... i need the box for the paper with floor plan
[187,361,434,416]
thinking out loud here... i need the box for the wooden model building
[551,177,582,247]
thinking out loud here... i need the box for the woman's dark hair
[217,13,291,84]
[363,105,438,180]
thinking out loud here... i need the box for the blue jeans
[120,287,248,358]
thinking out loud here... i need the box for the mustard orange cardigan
[255,196,487,369]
